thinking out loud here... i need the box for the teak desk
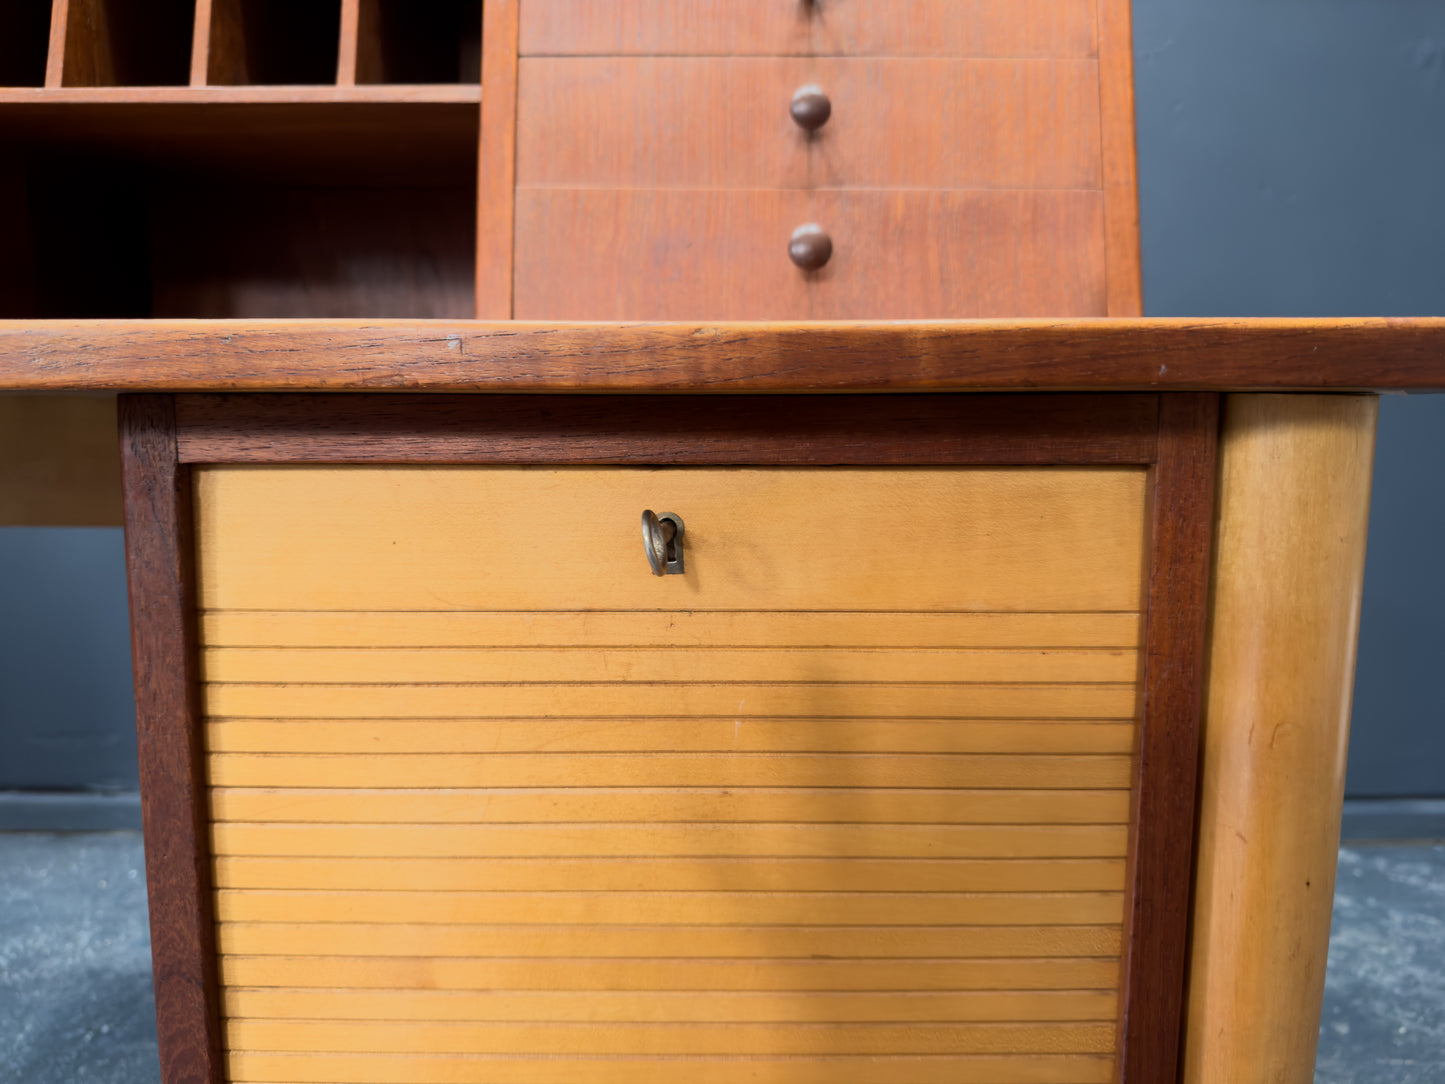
[2,318,1444,1084]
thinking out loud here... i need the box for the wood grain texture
[213,856,1129,892]
[519,0,1097,58]
[1099,0,1142,315]
[118,394,223,1084]
[0,393,123,524]
[516,58,1100,190]
[513,188,1105,320]
[1117,393,1217,1082]
[44,0,68,87]
[172,393,1160,465]
[219,954,1125,993]
[513,189,810,320]
[0,83,480,102]
[222,987,1120,1023]
[188,0,213,85]
[222,1051,1118,1083]
[8,320,1440,392]
[476,0,517,318]
[212,888,1126,926]
[192,466,1148,611]
[335,0,360,85]
[206,784,1133,822]
[198,609,1144,648]
[1183,395,1378,1084]
[808,189,1105,319]
[205,754,1136,791]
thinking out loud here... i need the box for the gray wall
[1,0,1442,821]
[1133,0,1445,796]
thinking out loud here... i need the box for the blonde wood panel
[227,1018,1114,1055]
[220,954,1124,992]
[204,682,1139,719]
[205,719,1138,755]
[203,646,1139,684]
[517,59,1100,190]
[0,394,122,525]
[208,786,1131,824]
[809,189,1107,318]
[213,856,1129,893]
[513,189,811,319]
[207,752,1135,790]
[518,0,1098,59]
[219,922,1122,959]
[215,889,1126,926]
[199,610,1144,649]
[210,822,1130,859]
[227,1052,1116,1084]
[194,467,1147,612]
[223,987,1119,1023]
[1183,395,1379,1084]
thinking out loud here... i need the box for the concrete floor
[0,833,1440,1083]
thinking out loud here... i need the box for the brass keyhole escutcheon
[641,510,685,576]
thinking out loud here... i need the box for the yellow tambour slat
[202,646,1140,684]
[210,822,1130,859]
[224,1018,1115,1055]
[193,467,1147,612]
[217,923,1122,958]
[224,1051,1119,1084]
[208,786,1132,824]
[201,609,1144,649]
[212,856,1130,893]
[222,987,1120,1023]
[206,752,1134,790]
[214,889,1126,926]
[203,681,1140,719]
[218,954,1126,992]
[205,719,1137,755]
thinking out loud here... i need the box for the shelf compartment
[0,0,52,87]
[56,0,196,86]
[0,99,477,319]
[350,0,481,85]
[203,0,342,85]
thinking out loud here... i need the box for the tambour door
[121,393,1215,1084]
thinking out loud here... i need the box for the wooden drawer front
[512,189,812,320]
[517,58,1101,190]
[810,189,1107,319]
[520,0,1098,59]
[513,188,1105,319]
[199,465,1144,1083]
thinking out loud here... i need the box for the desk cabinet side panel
[1184,393,1378,1084]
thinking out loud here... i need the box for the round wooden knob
[790,85,831,131]
[788,224,833,271]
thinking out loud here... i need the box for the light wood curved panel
[1183,394,1378,1084]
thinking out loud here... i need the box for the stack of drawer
[511,0,1107,318]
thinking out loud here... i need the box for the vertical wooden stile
[1098,0,1143,316]
[336,0,360,85]
[190,0,214,86]
[1115,393,1218,1082]
[476,0,518,317]
[44,0,70,86]
[119,394,225,1084]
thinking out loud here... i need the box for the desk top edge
[3,318,1443,393]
